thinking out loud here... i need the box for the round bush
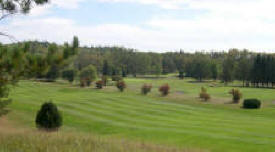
[199,92,211,101]
[243,99,261,109]
[116,81,126,92]
[141,84,152,95]
[159,84,170,96]
[35,102,62,131]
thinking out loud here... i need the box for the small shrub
[200,92,211,101]
[35,102,62,131]
[159,84,170,96]
[199,87,211,101]
[229,88,242,103]
[243,99,261,109]
[141,84,152,95]
[112,75,122,81]
[96,80,104,89]
[116,81,126,92]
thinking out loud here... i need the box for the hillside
[4,77,275,152]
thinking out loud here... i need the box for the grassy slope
[5,77,275,152]
[0,118,197,152]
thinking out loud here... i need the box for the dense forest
[5,40,275,88]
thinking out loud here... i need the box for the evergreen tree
[210,63,218,80]
[191,54,211,81]
[62,69,75,83]
[236,51,252,86]
[45,65,59,82]
[222,54,235,84]
[0,44,28,116]
[250,54,262,87]
[35,102,62,131]
[102,60,110,76]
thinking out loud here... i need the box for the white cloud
[98,0,190,9]
[2,0,275,52]
[29,4,53,16]
[95,0,275,51]
[0,17,155,49]
[27,0,85,16]
[2,14,275,52]
[51,0,86,9]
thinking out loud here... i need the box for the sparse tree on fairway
[199,87,210,101]
[116,81,126,92]
[229,89,242,103]
[141,84,152,95]
[35,102,62,131]
[80,65,97,87]
[159,84,170,96]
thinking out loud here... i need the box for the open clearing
[4,77,275,152]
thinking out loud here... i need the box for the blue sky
[1,0,275,52]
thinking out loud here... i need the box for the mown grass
[4,77,275,152]
[0,118,198,152]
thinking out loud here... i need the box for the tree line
[2,39,275,117]
[74,47,275,88]
[7,42,275,88]
[0,37,78,116]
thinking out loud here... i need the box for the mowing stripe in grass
[15,99,275,143]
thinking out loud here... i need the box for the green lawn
[6,77,275,152]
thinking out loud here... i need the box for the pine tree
[35,102,62,131]
[102,60,110,76]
